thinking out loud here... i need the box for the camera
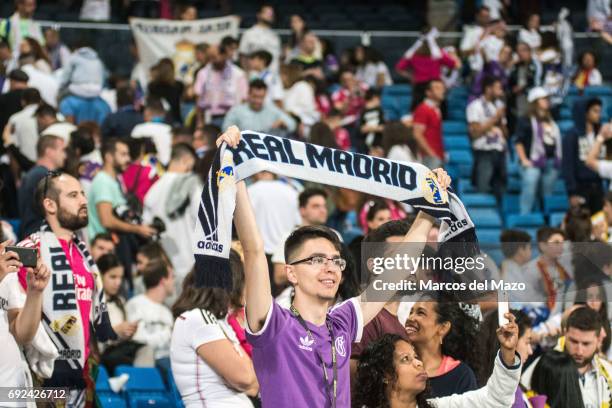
[151,217,166,235]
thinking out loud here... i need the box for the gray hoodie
[60,47,106,97]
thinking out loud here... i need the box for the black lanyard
[290,304,337,408]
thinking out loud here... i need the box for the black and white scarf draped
[194,131,479,288]
[36,223,116,372]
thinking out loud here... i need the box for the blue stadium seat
[585,86,612,97]
[549,211,566,226]
[552,179,567,195]
[447,150,473,166]
[448,108,467,121]
[115,366,172,408]
[166,371,184,408]
[462,193,497,208]
[543,195,569,215]
[458,178,477,194]
[559,106,572,120]
[486,248,504,267]
[443,121,468,135]
[477,229,501,243]
[445,136,470,150]
[506,213,545,228]
[382,85,411,96]
[96,366,127,408]
[469,208,502,228]
[502,194,520,214]
[558,120,574,134]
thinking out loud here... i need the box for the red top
[332,85,367,123]
[395,52,456,84]
[413,101,444,159]
[122,157,161,204]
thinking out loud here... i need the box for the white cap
[41,122,77,142]
[527,87,549,103]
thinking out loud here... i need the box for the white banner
[130,16,240,81]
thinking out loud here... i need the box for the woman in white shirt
[586,123,612,181]
[170,251,258,408]
[281,64,320,133]
[518,13,542,51]
[355,46,393,89]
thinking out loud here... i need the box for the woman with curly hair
[404,293,481,398]
[354,313,521,408]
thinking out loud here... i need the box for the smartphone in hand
[498,290,510,327]
[5,246,37,268]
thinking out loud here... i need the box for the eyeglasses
[43,170,62,199]
[289,255,347,271]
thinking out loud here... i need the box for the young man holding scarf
[214,127,452,408]
[16,172,116,407]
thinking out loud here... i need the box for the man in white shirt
[248,50,284,105]
[0,240,50,404]
[460,6,491,73]
[499,229,532,284]
[143,144,201,288]
[466,75,507,199]
[238,4,281,73]
[7,87,41,162]
[131,97,172,165]
[126,260,175,366]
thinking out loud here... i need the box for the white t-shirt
[8,104,39,162]
[239,25,281,72]
[170,309,253,408]
[596,161,612,188]
[356,62,393,88]
[21,64,59,107]
[518,29,542,50]
[131,122,173,165]
[466,97,506,152]
[126,294,174,360]
[0,273,28,407]
[387,145,418,163]
[143,172,202,281]
[247,180,301,253]
[80,0,110,21]
[283,81,319,127]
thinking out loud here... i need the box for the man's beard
[573,352,596,369]
[57,206,89,231]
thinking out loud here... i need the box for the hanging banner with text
[130,16,240,81]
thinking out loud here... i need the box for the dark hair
[228,249,246,309]
[364,198,389,223]
[8,69,28,82]
[21,87,41,105]
[249,50,272,67]
[284,225,342,264]
[364,88,381,102]
[354,334,433,408]
[220,35,238,53]
[476,309,532,385]
[91,232,114,247]
[35,103,56,118]
[566,306,603,333]
[145,96,165,114]
[500,229,531,258]
[137,241,171,266]
[101,138,127,160]
[142,259,169,289]
[364,220,410,243]
[69,125,96,157]
[563,207,591,242]
[116,85,135,108]
[579,50,598,67]
[23,37,51,66]
[170,142,196,162]
[172,269,229,319]
[571,240,612,288]
[432,292,482,376]
[425,79,444,91]
[128,137,157,160]
[536,226,565,243]
[298,188,327,208]
[381,121,418,158]
[586,97,603,112]
[481,75,500,92]
[97,253,122,274]
[575,279,610,353]
[249,78,268,91]
[531,351,586,408]
[36,134,62,158]
[34,171,63,215]
[309,122,338,149]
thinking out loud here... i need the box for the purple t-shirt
[246,298,364,408]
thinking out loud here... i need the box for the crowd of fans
[0,0,611,407]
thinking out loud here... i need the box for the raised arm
[215,127,272,333]
[358,168,450,325]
